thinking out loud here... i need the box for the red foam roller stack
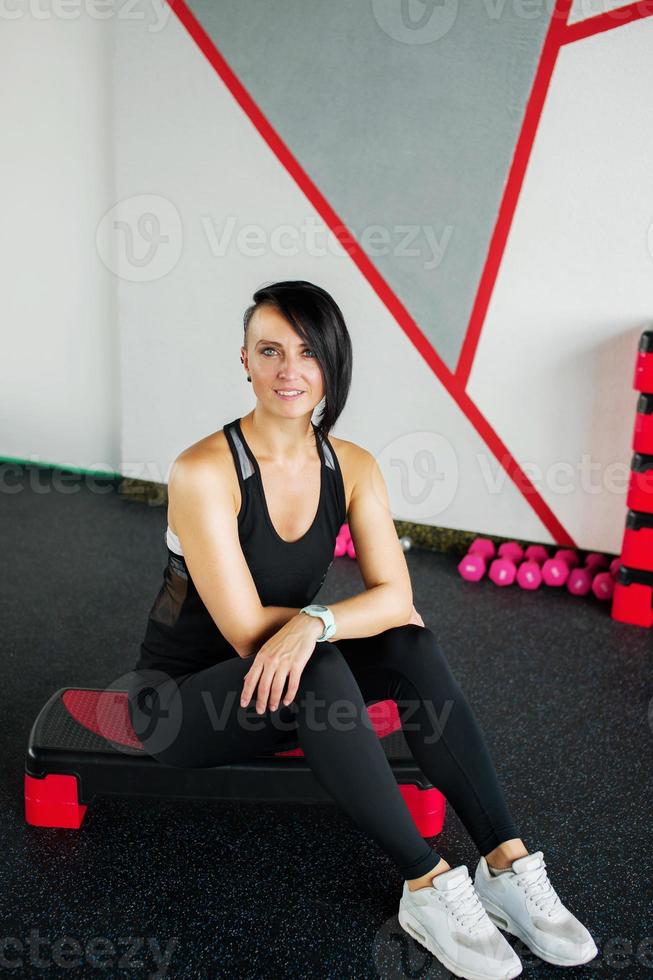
[612,328,653,628]
[626,454,653,513]
[634,329,653,395]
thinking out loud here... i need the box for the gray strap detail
[229,426,255,480]
[320,436,336,471]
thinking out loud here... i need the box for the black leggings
[127,624,520,881]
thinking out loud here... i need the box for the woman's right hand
[240,613,323,714]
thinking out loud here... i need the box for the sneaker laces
[441,875,492,933]
[516,863,562,917]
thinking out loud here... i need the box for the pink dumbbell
[524,544,550,564]
[566,555,613,597]
[468,537,496,560]
[541,550,578,587]
[458,547,488,582]
[585,552,610,573]
[591,571,614,600]
[555,548,581,569]
[516,561,543,590]
[489,541,525,587]
[458,537,500,582]
[488,557,517,586]
[610,557,621,578]
[334,523,354,558]
[498,541,524,564]
[566,564,595,596]
[515,544,549,590]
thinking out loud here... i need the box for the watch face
[312,604,328,612]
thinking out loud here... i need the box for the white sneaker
[398,864,523,980]
[473,851,598,967]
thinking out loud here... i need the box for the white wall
[4,3,653,553]
[0,10,119,474]
[112,9,550,543]
[468,17,653,554]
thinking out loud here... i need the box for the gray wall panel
[187,0,551,369]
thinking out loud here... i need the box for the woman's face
[241,306,325,415]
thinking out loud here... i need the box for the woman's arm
[325,446,413,642]
[170,454,298,659]
[244,596,425,658]
[242,605,303,656]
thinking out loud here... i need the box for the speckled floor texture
[2,465,651,979]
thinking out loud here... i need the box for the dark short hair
[242,280,353,440]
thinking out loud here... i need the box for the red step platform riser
[24,774,88,829]
[23,770,444,834]
[398,785,446,837]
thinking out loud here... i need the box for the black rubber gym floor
[2,464,651,978]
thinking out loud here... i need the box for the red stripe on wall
[562,1,653,44]
[454,0,574,389]
[456,0,653,389]
[167,0,576,547]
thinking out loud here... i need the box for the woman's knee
[375,624,456,679]
[295,643,368,715]
[378,623,442,657]
[299,641,352,689]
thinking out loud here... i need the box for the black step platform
[24,688,446,834]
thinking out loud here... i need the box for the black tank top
[133,417,347,678]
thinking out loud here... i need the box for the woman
[127,280,597,980]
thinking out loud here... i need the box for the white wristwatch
[299,603,336,642]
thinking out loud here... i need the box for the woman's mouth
[274,389,305,400]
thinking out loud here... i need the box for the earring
[247,374,251,382]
